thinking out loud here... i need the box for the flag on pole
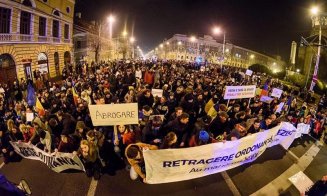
[35,97,45,116]
[72,87,79,106]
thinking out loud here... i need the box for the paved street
[0,135,325,196]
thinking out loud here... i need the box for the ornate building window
[64,24,69,39]
[52,20,59,37]
[0,7,11,34]
[39,16,46,36]
[20,11,31,34]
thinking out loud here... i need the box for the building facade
[0,0,74,84]
[73,16,135,64]
[149,34,285,72]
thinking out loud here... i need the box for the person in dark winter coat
[163,113,189,147]
[138,89,154,109]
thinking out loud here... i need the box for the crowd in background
[0,59,326,182]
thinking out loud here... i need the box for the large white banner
[144,122,297,184]
[10,142,85,173]
[224,85,256,100]
[89,103,138,126]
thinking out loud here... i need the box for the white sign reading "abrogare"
[89,103,139,126]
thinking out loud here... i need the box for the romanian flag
[35,97,45,116]
[72,87,79,106]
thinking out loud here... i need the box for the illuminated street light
[250,54,255,59]
[107,15,115,23]
[273,62,276,65]
[122,31,128,37]
[130,37,135,43]
[178,41,182,45]
[137,46,140,49]
[310,6,319,15]
[166,42,170,45]
[160,44,164,48]
[212,26,222,35]
[296,69,300,73]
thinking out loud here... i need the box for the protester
[0,58,325,182]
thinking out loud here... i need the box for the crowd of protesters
[0,59,326,182]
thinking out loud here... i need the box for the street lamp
[296,69,300,73]
[309,5,323,91]
[250,54,255,59]
[122,31,128,37]
[212,26,226,69]
[130,37,135,58]
[160,44,163,48]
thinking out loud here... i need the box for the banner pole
[227,99,230,107]
[248,98,251,108]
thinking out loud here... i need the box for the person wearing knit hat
[189,130,211,147]
[198,130,209,144]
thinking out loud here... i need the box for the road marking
[250,144,320,196]
[0,162,5,169]
[87,178,98,196]
[221,171,241,196]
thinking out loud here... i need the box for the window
[64,24,69,39]
[20,11,31,34]
[0,7,11,34]
[53,10,60,17]
[39,16,46,36]
[76,41,81,49]
[66,7,70,13]
[52,20,59,37]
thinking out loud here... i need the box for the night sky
[75,0,323,60]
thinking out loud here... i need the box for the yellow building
[0,0,74,84]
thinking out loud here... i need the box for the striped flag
[35,97,45,116]
[72,87,79,106]
[27,83,35,106]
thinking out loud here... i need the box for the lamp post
[309,6,323,91]
[130,37,135,58]
[212,26,226,70]
[107,15,115,59]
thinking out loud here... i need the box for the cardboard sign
[26,112,34,122]
[245,69,253,76]
[260,96,274,103]
[89,103,138,126]
[271,88,283,98]
[224,85,256,100]
[152,89,163,97]
[275,102,285,114]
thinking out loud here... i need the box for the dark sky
[75,0,324,60]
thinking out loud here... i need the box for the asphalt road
[0,135,325,196]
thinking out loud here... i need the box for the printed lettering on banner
[260,96,274,103]
[10,142,85,173]
[89,103,138,126]
[224,85,256,100]
[144,122,296,184]
[245,69,253,76]
[152,89,163,98]
[271,88,283,98]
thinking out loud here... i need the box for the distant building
[0,0,75,84]
[148,34,285,71]
[73,15,134,64]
